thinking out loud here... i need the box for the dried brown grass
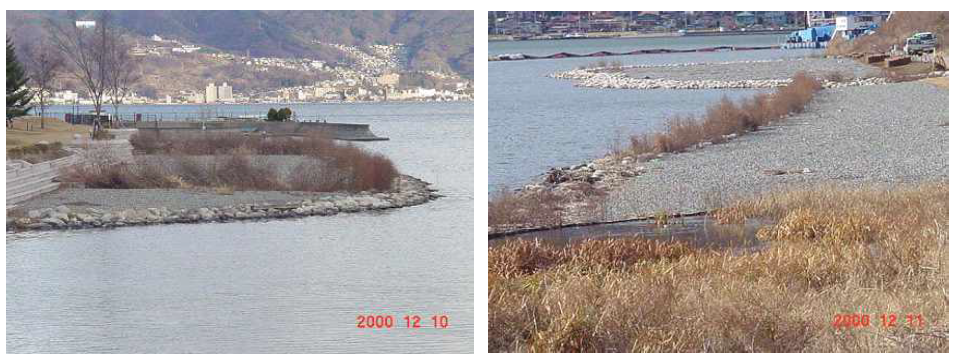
[489,189,566,229]
[66,132,398,192]
[6,141,70,164]
[489,183,949,352]
[130,131,338,156]
[627,72,822,157]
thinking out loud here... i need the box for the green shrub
[266,107,293,121]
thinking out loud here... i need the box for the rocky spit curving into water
[549,57,891,90]
[7,175,440,232]
[492,79,948,237]
[604,80,949,219]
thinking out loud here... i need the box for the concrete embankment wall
[130,121,388,141]
[491,45,781,61]
[6,155,79,206]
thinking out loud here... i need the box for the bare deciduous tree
[104,28,139,122]
[22,38,64,129]
[45,11,116,129]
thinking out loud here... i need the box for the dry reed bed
[63,132,398,193]
[489,189,570,229]
[628,72,822,155]
[489,183,949,352]
[6,142,71,164]
[489,183,609,232]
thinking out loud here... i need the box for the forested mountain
[6,10,474,78]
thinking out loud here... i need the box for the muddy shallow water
[490,216,771,252]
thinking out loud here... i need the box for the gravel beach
[15,187,340,212]
[604,80,949,220]
[550,57,889,90]
[623,57,878,82]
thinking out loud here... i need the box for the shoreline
[548,57,897,90]
[489,61,948,237]
[7,175,440,233]
[488,29,790,42]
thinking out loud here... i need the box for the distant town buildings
[52,90,78,103]
[203,82,234,103]
[172,44,202,53]
[376,73,400,87]
[489,11,891,36]
[57,37,471,105]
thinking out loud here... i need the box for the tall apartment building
[205,83,218,103]
[204,82,234,103]
[217,82,233,102]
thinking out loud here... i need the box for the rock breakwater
[550,57,890,90]
[8,175,439,232]
[552,70,889,90]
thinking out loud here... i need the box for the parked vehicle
[904,32,937,55]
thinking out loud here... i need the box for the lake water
[488,34,818,192]
[6,102,474,353]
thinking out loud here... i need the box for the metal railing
[45,111,271,122]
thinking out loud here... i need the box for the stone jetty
[552,70,889,90]
[8,175,440,232]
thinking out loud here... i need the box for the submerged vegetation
[489,183,949,352]
[65,132,399,192]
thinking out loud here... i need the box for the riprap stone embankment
[550,57,888,90]
[8,175,439,231]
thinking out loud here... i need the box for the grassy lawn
[7,117,91,150]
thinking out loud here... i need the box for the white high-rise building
[217,82,233,102]
[205,83,218,103]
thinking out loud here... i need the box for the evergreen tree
[278,107,292,121]
[6,37,33,120]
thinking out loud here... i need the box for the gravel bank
[8,175,440,232]
[604,81,949,219]
[550,57,887,90]
[622,57,878,82]
[15,187,337,212]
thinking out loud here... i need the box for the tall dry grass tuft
[627,72,823,157]
[130,130,341,156]
[489,183,949,352]
[489,238,697,278]
[488,189,566,229]
[7,142,70,164]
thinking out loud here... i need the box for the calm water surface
[6,102,474,353]
[488,34,820,192]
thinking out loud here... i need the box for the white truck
[904,32,937,55]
